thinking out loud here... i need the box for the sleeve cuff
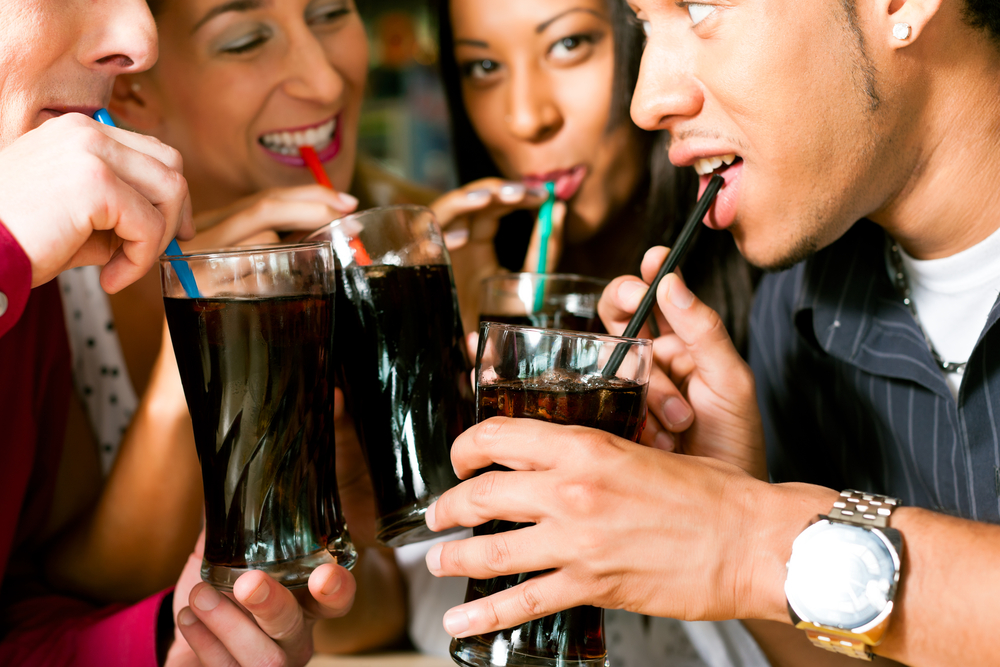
[0,220,32,338]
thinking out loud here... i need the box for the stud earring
[131,82,142,93]
[892,23,911,40]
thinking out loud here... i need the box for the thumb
[655,273,742,384]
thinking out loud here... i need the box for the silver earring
[131,82,142,92]
[892,23,911,40]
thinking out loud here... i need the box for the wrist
[738,481,840,623]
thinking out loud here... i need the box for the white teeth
[694,153,739,175]
[260,117,338,156]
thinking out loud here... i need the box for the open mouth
[258,114,341,166]
[692,153,744,231]
[523,165,588,201]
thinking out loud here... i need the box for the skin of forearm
[745,483,1000,667]
[313,547,407,654]
[46,355,204,603]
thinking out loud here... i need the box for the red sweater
[0,221,168,666]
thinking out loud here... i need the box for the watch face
[786,520,897,630]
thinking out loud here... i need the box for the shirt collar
[792,220,954,400]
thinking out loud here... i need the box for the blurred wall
[357,1,456,192]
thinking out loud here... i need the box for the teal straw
[93,109,201,298]
[532,182,557,312]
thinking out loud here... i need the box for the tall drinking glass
[451,322,651,667]
[307,205,475,547]
[161,242,356,591]
[479,273,608,333]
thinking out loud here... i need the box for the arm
[422,248,996,667]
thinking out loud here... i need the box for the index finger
[449,417,625,479]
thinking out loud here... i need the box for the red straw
[299,146,334,189]
[299,145,372,266]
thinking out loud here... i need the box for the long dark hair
[436,0,757,352]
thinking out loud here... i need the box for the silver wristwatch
[784,490,904,660]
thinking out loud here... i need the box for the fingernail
[666,275,694,309]
[617,281,646,308]
[337,192,359,209]
[499,183,526,200]
[177,607,198,627]
[664,397,692,427]
[426,543,443,574]
[527,185,549,198]
[466,189,491,201]
[193,585,222,612]
[245,580,270,606]
[444,229,470,248]
[321,569,343,597]
[443,609,471,636]
[425,500,437,529]
[654,430,676,452]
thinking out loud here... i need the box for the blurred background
[356,0,457,192]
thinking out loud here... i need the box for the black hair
[435,0,757,353]
[963,0,1000,45]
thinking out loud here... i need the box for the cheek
[463,86,516,172]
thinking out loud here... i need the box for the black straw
[602,174,725,378]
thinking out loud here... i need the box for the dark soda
[453,373,647,666]
[164,294,354,588]
[335,264,475,546]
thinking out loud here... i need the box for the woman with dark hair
[397,1,767,665]
[430,0,756,356]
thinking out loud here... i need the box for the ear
[109,73,163,132]
[877,0,945,48]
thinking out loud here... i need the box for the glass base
[450,636,609,667]
[377,501,464,547]
[201,539,357,592]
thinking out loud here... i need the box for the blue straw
[93,109,201,298]
[532,182,557,312]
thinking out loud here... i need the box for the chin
[730,222,820,273]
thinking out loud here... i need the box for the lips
[258,114,341,167]
[523,165,588,201]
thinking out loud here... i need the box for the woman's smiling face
[122,0,368,211]
[451,0,645,243]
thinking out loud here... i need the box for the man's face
[0,0,157,149]
[629,0,920,270]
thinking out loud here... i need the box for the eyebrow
[192,0,264,34]
[536,7,607,33]
[454,7,608,49]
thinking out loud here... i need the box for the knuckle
[470,471,501,509]
[556,478,599,516]
[484,534,512,573]
[517,581,546,618]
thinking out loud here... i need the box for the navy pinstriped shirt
[749,221,1000,523]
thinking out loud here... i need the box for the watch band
[828,489,900,529]
[802,490,902,660]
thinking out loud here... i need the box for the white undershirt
[895,225,1000,399]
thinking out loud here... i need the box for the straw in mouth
[93,109,201,298]
[602,173,725,378]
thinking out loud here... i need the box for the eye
[550,35,586,58]
[306,1,350,26]
[548,33,600,62]
[218,27,271,55]
[461,59,501,80]
[685,3,716,26]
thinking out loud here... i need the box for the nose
[280,26,352,105]
[82,0,158,74]
[630,40,703,135]
[505,61,563,142]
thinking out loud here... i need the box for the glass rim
[305,204,434,239]
[479,321,651,347]
[160,240,331,262]
[480,272,610,288]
